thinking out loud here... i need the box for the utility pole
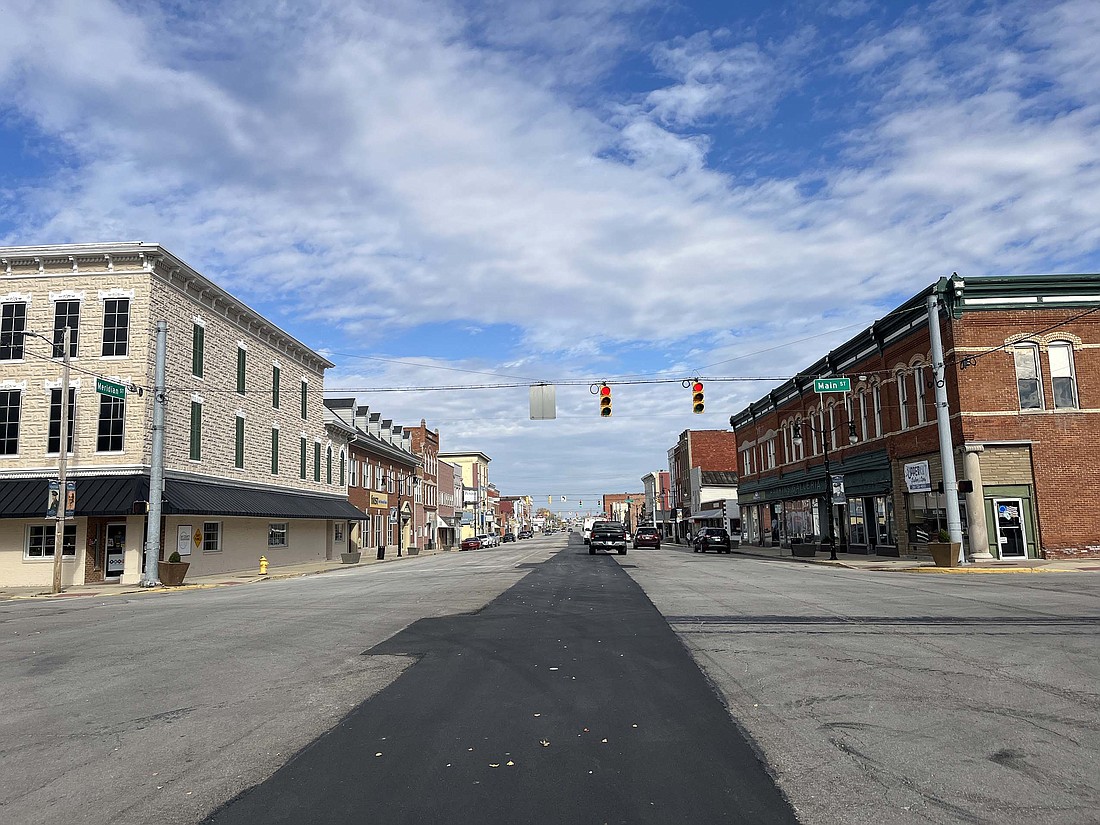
[142,321,167,586]
[52,326,72,595]
[927,293,965,563]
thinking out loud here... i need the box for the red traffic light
[599,385,611,396]
[692,382,703,393]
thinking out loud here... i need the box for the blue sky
[2,0,1099,513]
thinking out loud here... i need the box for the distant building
[438,450,491,539]
[602,493,644,532]
[640,470,671,534]
[666,429,738,543]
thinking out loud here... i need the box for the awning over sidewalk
[0,475,365,521]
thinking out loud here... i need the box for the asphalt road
[205,539,795,824]
[5,533,1099,825]
[626,541,1100,824]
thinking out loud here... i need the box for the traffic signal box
[692,381,705,413]
[599,384,612,417]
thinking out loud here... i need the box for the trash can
[377,545,385,560]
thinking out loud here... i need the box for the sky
[2,0,1099,515]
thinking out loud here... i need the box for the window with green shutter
[235,416,244,468]
[272,365,281,408]
[314,442,321,482]
[190,401,202,460]
[299,437,307,479]
[192,323,204,378]
[271,427,279,475]
[326,446,333,484]
[237,347,246,394]
[300,379,307,419]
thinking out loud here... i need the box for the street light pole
[794,413,857,563]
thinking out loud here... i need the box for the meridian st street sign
[96,377,127,399]
[813,377,851,393]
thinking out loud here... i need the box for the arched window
[896,371,910,429]
[1013,344,1043,410]
[326,446,333,484]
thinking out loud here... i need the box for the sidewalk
[0,547,452,601]
[725,542,1100,573]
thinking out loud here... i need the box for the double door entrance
[85,520,128,583]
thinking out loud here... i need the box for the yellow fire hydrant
[259,555,269,575]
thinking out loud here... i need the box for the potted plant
[340,548,362,564]
[158,551,190,586]
[927,528,962,567]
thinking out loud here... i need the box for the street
[2,533,1098,824]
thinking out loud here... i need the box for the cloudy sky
[2,0,1098,514]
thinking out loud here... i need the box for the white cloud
[1,0,1099,495]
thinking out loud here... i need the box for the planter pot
[157,561,190,586]
[340,552,362,564]
[791,545,817,558]
[928,541,962,568]
[407,547,420,556]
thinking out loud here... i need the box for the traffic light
[599,384,612,417]
[692,381,705,414]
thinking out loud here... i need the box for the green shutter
[339,452,345,486]
[300,437,307,479]
[300,380,307,419]
[192,324,204,378]
[190,401,202,460]
[314,442,321,482]
[237,348,246,394]
[271,428,279,474]
[235,416,244,468]
[272,365,281,408]
[326,446,333,484]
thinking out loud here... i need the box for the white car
[478,533,499,548]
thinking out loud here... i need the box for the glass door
[994,499,1027,558]
[105,523,126,579]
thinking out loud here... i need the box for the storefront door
[994,499,1027,558]
[105,523,126,579]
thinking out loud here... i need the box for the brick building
[0,242,362,587]
[439,450,491,539]
[731,273,1100,560]
[324,399,420,557]
[666,429,738,542]
[602,493,645,532]
[437,460,458,549]
[404,419,440,550]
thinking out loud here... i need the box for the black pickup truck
[588,520,628,555]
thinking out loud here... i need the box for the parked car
[633,527,661,549]
[503,532,516,542]
[460,536,482,551]
[477,534,496,548]
[518,528,533,539]
[693,527,732,554]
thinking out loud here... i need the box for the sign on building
[904,460,932,493]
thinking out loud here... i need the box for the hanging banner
[830,474,846,506]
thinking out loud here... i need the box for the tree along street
[2,534,1098,823]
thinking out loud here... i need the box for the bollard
[259,555,268,575]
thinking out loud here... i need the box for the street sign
[814,377,851,393]
[96,377,127,399]
[529,383,556,420]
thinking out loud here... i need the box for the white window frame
[872,383,883,437]
[858,391,868,441]
[914,366,927,424]
[1048,342,1079,410]
[24,523,77,560]
[1014,343,1044,410]
[202,521,222,553]
[896,372,910,430]
[268,522,288,548]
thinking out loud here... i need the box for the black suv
[693,528,732,554]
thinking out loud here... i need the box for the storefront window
[848,498,867,545]
[784,499,817,540]
[876,496,896,546]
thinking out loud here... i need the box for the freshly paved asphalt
[205,545,797,824]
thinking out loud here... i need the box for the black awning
[0,475,363,521]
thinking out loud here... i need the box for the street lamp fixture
[792,418,859,561]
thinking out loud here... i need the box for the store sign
[904,460,932,493]
[369,492,389,509]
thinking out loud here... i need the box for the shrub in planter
[158,550,191,586]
